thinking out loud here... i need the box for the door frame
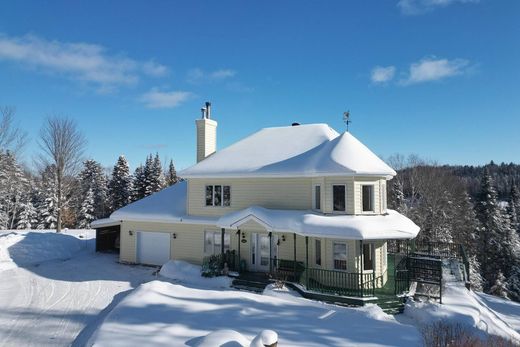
[250,232,277,272]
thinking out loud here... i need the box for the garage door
[136,231,171,266]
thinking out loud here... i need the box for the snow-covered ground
[0,230,156,347]
[2,231,520,347]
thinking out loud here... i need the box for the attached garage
[91,218,121,253]
[136,231,171,266]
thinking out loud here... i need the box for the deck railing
[299,267,375,297]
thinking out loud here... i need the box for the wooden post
[293,233,297,282]
[305,236,309,287]
[221,228,225,256]
[360,240,364,296]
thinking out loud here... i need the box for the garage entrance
[136,231,171,266]
[95,226,120,253]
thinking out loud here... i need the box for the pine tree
[165,159,178,186]
[78,159,109,219]
[132,164,146,201]
[16,193,38,230]
[108,155,132,212]
[509,181,520,234]
[476,171,512,291]
[36,165,58,229]
[490,271,509,299]
[143,153,164,197]
[390,180,406,214]
[508,264,520,302]
[77,187,95,228]
[0,151,28,229]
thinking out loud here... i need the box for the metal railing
[299,267,375,297]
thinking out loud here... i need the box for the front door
[251,233,271,272]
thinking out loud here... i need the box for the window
[333,242,347,270]
[204,231,230,255]
[313,185,321,210]
[315,239,322,266]
[363,243,374,271]
[362,185,374,212]
[333,185,346,212]
[205,185,231,207]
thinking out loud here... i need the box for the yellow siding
[119,221,214,265]
[188,177,313,216]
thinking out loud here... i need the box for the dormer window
[333,185,346,212]
[362,185,374,212]
[205,185,231,207]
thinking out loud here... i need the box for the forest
[1,108,519,302]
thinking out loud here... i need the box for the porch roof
[217,206,420,240]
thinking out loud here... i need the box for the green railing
[299,267,375,297]
[394,256,410,295]
[269,258,305,282]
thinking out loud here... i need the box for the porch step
[374,296,406,315]
[231,277,271,294]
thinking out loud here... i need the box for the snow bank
[404,281,520,342]
[159,260,232,289]
[0,229,94,271]
[476,292,520,334]
[92,280,421,347]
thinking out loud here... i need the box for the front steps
[374,295,406,315]
[231,272,272,293]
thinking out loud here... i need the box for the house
[92,102,420,303]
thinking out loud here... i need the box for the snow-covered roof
[180,123,396,178]
[108,181,217,225]
[217,206,419,240]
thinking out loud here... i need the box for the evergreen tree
[476,171,511,290]
[78,159,108,219]
[508,264,520,302]
[77,187,95,228]
[132,164,146,201]
[108,155,132,212]
[165,159,178,186]
[490,271,509,299]
[509,181,520,234]
[143,153,164,197]
[36,165,58,229]
[16,191,38,230]
[0,151,29,229]
[390,180,406,214]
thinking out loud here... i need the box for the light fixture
[173,233,177,239]
[281,235,286,242]
[129,230,133,236]
[242,233,246,239]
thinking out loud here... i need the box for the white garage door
[136,231,171,266]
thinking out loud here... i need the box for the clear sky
[0,0,518,172]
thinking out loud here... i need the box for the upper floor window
[313,185,321,210]
[205,185,231,207]
[362,185,374,212]
[333,185,346,212]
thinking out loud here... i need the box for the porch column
[293,233,297,281]
[360,240,364,296]
[221,228,225,256]
[269,232,273,273]
[237,230,241,270]
[305,236,309,287]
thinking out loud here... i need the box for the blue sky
[0,0,518,171]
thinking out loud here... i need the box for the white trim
[361,184,375,214]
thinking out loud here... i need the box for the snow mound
[92,280,422,347]
[159,260,232,289]
[0,230,93,271]
[250,330,278,347]
[404,280,520,342]
[193,329,250,347]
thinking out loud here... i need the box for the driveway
[0,248,155,347]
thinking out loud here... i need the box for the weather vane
[343,110,351,132]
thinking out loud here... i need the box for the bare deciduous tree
[39,116,86,232]
[0,106,28,154]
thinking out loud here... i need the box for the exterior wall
[187,176,388,218]
[187,177,313,217]
[119,221,214,265]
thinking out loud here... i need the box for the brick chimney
[196,101,217,163]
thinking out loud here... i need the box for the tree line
[0,107,179,232]
[388,154,520,302]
